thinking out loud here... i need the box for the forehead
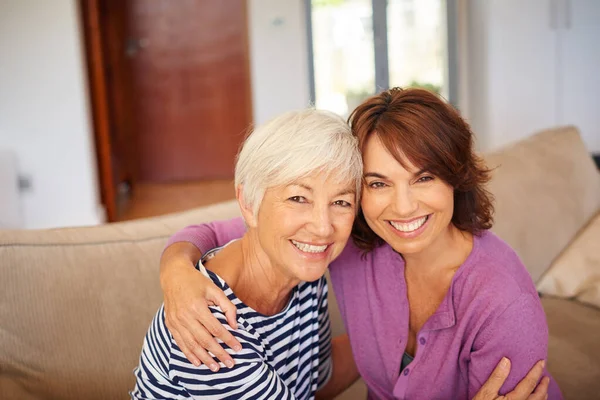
[363,134,421,174]
[290,172,355,190]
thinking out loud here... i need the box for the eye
[333,200,352,207]
[417,176,434,183]
[367,181,387,189]
[288,196,307,203]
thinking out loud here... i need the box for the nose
[394,186,418,217]
[308,204,335,238]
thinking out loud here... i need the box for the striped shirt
[131,246,333,399]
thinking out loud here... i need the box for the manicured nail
[209,363,219,372]
[225,359,234,368]
[234,345,242,352]
[500,357,510,368]
[193,360,200,367]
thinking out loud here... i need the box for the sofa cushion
[537,212,600,309]
[485,126,600,282]
[0,201,239,400]
[542,297,600,400]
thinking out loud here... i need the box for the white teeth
[389,216,428,233]
[291,240,328,253]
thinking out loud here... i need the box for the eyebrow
[335,188,356,197]
[289,184,355,197]
[363,168,430,180]
[363,172,388,179]
[290,183,313,192]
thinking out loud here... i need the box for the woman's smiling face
[360,134,455,256]
[250,172,357,284]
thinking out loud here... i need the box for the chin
[387,237,429,255]
[295,265,329,282]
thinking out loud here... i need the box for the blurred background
[0,0,598,229]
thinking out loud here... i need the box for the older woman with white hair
[131,109,363,399]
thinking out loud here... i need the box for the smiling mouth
[290,240,329,253]
[388,215,430,233]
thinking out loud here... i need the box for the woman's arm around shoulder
[160,217,246,369]
[164,217,247,253]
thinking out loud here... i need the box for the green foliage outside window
[313,0,344,8]
[408,80,442,94]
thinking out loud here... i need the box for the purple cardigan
[166,218,562,400]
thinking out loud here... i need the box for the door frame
[80,0,137,222]
[79,0,117,221]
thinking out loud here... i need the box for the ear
[236,184,257,228]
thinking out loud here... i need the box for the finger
[203,315,242,353]
[177,325,221,371]
[191,346,221,372]
[507,360,545,400]
[177,309,237,368]
[168,326,201,367]
[200,335,236,369]
[528,377,549,400]
[208,289,239,331]
[164,312,190,359]
[167,311,222,371]
[473,357,510,400]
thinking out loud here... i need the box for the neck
[207,231,299,316]
[402,224,473,277]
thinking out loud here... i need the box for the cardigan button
[403,368,410,376]
[419,337,426,345]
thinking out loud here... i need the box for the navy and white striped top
[131,246,333,399]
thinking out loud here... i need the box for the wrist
[160,243,201,289]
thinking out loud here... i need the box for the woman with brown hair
[158,88,562,399]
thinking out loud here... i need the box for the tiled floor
[116,180,235,222]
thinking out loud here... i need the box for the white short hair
[235,108,363,216]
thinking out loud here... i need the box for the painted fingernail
[225,360,234,368]
[209,363,219,372]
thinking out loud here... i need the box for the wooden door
[81,0,137,221]
[128,0,253,181]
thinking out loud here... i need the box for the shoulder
[458,231,537,300]
[452,231,544,325]
[142,304,175,368]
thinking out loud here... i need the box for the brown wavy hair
[349,87,494,252]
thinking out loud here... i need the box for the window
[309,0,453,117]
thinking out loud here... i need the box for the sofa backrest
[1,126,598,399]
[484,126,600,282]
[0,201,240,400]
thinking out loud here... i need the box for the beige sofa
[1,126,599,400]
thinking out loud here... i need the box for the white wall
[460,0,600,153]
[0,0,103,229]
[247,0,311,125]
[0,0,310,229]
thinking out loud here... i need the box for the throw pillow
[537,212,600,309]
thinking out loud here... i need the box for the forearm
[164,218,247,255]
[159,242,203,289]
[316,334,360,400]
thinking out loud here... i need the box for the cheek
[430,187,455,217]
[361,191,386,222]
[334,211,356,235]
